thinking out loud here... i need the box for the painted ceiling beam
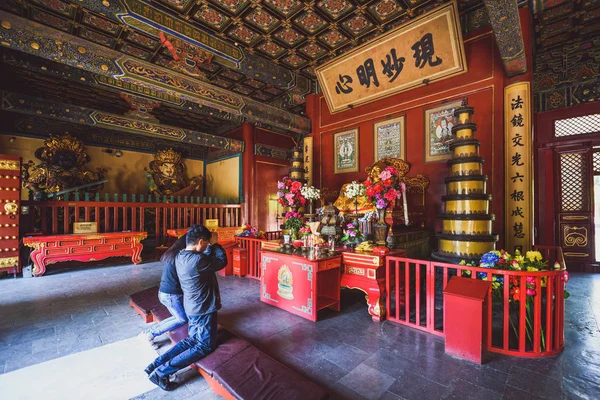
[0,115,209,160]
[482,0,527,77]
[0,11,311,134]
[2,49,241,132]
[62,0,309,93]
[1,91,245,152]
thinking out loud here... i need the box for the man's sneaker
[141,331,159,350]
[148,371,176,391]
[144,361,159,376]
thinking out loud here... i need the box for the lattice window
[555,114,600,137]
[560,152,588,212]
[594,152,600,174]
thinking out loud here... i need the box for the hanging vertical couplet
[504,82,532,252]
[315,1,467,113]
[303,136,313,186]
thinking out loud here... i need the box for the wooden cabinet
[0,155,21,276]
[260,250,341,322]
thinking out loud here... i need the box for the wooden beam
[0,11,311,134]
[2,91,245,151]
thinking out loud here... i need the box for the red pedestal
[260,250,341,322]
[443,276,492,364]
[233,247,248,277]
[341,250,405,321]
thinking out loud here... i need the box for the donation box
[443,276,492,364]
[233,247,248,277]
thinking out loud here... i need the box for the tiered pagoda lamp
[432,99,498,263]
[289,146,306,184]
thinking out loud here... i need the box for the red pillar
[242,122,255,225]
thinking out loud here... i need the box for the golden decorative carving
[146,149,204,197]
[563,216,588,221]
[563,226,587,247]
[564,252,589,257]
[347,267,365,276]
[23,241,44,251]
[0,257,18,267]
[4,202,18,214]
[0,160,20,170]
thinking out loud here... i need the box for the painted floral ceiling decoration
[0,0,491,120]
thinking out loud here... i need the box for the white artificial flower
[300,185,321,200]
[345,181,365,199]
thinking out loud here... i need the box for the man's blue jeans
[153,312,218,377]
[145,292,187,338]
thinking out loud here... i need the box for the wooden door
[255,161,288,232]
[555,146,594,267]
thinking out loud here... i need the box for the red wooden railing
[236,231,281,280]
[386,246,567,358]
[22,200,241,246]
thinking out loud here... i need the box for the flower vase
[373,207,390,247]
[291,228,298,241]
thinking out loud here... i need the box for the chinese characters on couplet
[508,94,528,241]
[333,33,443,95]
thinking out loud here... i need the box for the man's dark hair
[186,224,211,246]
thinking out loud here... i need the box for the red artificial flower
[383,179,393,187]
[386,166,398,176]
[363,179,372,187]
[384,188,397,202]
[373,183,383,193]
[291,181,302,192]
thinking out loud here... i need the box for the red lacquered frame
[385,245,566,358]
[23,232,147,276]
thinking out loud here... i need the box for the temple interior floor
[0,260,599,400]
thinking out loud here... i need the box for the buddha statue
[147,149,204,197]
[22,134,106,200]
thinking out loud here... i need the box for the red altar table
[341,249,406,322]
[260,249,341,322]
[23,232,147,276]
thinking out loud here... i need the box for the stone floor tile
[507,366,563,400]
[441,377,502,400]
[362,348,414,377]
[323,344,371,371]
[330,382,369,400]
[502,385,546,399]
[4,347,60,373]
[378,392,402,400]
[455,363,509,394]
[388,370,447,400]
[338,364,395,400]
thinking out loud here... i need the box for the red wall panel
[311,21,512,248]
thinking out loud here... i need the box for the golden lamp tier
[432,99,498,263]
[445,176,487,195]
[289,146,306,183]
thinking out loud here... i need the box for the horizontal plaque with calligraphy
[316,1,467,114]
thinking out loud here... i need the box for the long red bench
[131,287,329,400]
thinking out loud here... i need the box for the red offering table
[341,249,406,322]
[23,232,147,276]
[260,249,341,322]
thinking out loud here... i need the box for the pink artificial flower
[285,193,294,204]
[554,262,561,270]
[526,276,536,285]
[385,166,398,176]
[379,169,392,181]
[562,271,569,283]
[526,288,536,296]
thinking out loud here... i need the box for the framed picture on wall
[424,99,463,163]
[334,128,359,174]
[374,116,405,162]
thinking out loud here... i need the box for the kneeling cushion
[212,346,328,400]
[195,329,251,376]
